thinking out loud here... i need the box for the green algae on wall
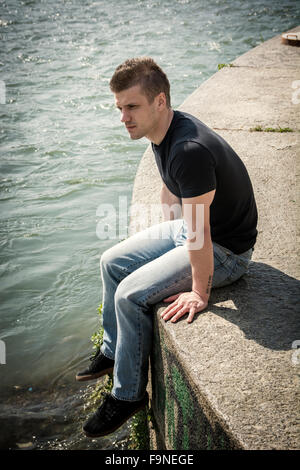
[150,317,238,450]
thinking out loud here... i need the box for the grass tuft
[250,125,294,133]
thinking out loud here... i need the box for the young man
[77,57,258,438]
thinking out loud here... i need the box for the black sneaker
[75,349,114,382]
[83,392,149,438]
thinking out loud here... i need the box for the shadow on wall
[150,261,300,450]
[207,261,300,351]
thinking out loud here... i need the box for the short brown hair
[110,57,171,108]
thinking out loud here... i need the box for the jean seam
[146,272,192,305]
[134,308,142,400]
[137,307,145,400]
[113,307,143,402]
[118,252,171,278]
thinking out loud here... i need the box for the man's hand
[161,291,208,324]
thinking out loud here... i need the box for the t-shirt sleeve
[170,141,216,198]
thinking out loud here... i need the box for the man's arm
[160,182,182,221]
[161,189,215,323]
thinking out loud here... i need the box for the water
[0,0,299,450]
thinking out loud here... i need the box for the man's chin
[129,134,141,140]
[126,126,143,140]
[128,131,142,140]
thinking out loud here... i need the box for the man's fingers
[161,304,180,320]
[187,302,208,322]
[170,307,189,323]
[162,301,207,323]
[187,307,196,324]
[161,291,208,323]
[160,301,177,316]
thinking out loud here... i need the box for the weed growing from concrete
[218,63,234,70]
[250,125,294,132]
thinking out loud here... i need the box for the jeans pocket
[237,257,251,270]
[236,248,253,270]
[213,243,233,265]
[228,256,251,283]
[213,243,251,287]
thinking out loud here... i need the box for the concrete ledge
[150,263,299,450]
[131,27,300,450]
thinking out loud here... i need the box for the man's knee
[100,246,115,269]
[114,276,145,309]
[100,245,123,281]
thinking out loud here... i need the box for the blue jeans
[99,219,253,401]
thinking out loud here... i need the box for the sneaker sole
[83,397,148,438]
[75,366,114,382]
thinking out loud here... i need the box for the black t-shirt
[152,110,258,254]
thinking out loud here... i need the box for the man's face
[114,85,161,141]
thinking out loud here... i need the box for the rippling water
[0,0,299,450]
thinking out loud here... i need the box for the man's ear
[157,92,166,109]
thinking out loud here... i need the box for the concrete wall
[130,27,300,450]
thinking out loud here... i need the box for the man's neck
[150,108,174,146]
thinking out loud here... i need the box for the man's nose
[121,110,130,123]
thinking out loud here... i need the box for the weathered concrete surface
[130,26,300,450]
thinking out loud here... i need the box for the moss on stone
[128,407,151,450]
[90,303,104,350]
